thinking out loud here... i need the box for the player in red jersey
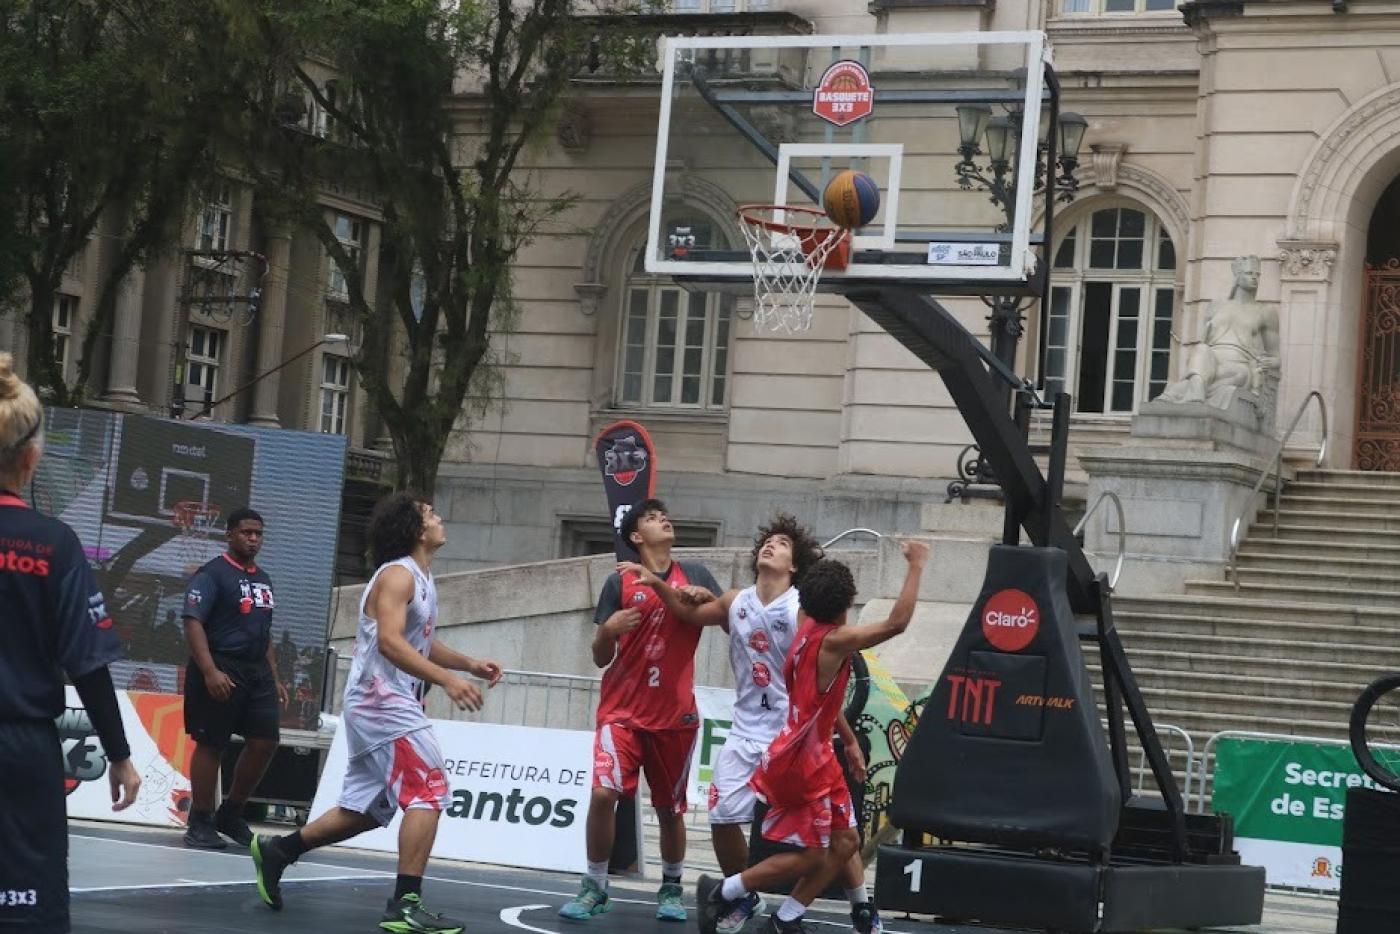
[559,498,721,924]
[623,515,882,934]
[697,539,929,934]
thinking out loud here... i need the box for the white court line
[73,875,383,894]
[70,833,384,876]
[499,904,554,933]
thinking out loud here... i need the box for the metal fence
[329,653,603,731]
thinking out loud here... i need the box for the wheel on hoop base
[1350,673,1400,792]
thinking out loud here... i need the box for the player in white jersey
[636,515,881,934]
[249,493,502,934]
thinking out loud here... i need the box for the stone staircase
[1103,468,1400,798]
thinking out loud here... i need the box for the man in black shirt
[182,506,288,849]
[0,352,140,934]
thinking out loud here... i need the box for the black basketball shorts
[0,720,69,933]
[184,655,281,747]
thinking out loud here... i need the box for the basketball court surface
[69,821,1336,933]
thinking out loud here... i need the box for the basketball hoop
[172,501,221,574]
[738,205,851,334]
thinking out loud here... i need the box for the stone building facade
[8,1,1398,579]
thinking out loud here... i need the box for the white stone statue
[1155,255,1279,422]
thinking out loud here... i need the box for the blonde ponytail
[0,353,43,478]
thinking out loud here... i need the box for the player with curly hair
[623,515,885,933]
[250,492,503,934]
[693,540,929,934]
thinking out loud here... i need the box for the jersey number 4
[760,693,771,710]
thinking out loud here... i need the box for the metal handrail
[1072,491,1126,591]
[1227,390,1328,590]
[823,527,884,549]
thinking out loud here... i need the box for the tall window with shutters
[615,214,733,410]
[51,294,76,378]
[319,355,351,435]
[1038,205,1177,414]
[327,214,365,301]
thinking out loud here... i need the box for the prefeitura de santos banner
[1212,736,1392,891]
[310,720,593,874]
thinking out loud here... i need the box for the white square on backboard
[773,144,903,252]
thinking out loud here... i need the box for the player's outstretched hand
[109,758,141,812]
[901,539,930,568]
[443,676,484,712]
[472,658,504,687]
[617,561,661,588]
[677,585,716,606]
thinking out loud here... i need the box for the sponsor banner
[852,652,913,843]
[1236,838,1343,890]
[592,420,658,561]
[927,242,1000,266]
[688,685,738,806]
[1212,737,1391,892]
[61,685,194,827]
[310,720,592,874]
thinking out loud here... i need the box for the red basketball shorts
[592,722,698,815]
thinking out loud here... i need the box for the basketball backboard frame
[647,30,1057,296]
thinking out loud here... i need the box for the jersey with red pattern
[595,562,715,731]
[751,618,851,809]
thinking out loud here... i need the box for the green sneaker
[656,881,687,922]
[379,893,465,934]
[558,877,611,921]
[250,834,289,911]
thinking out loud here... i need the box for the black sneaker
[850,902,882,934]
[696,874,727,934]
[216,803,254,847]
[766,915,809,934]
[379,893,466,934]
[251,834,291,911]
[183,814,228,850]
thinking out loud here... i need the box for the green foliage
[0,0,250,403]
[2,0,660,491]
[241,0,658,493]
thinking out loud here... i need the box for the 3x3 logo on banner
[593,420,658,561]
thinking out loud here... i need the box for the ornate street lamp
[945,102,1089,500]
[950,104,1088,373]
[953,105,1087,215]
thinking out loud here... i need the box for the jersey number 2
[648,666,660,687]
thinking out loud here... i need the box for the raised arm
[822,540,929,660]
[617,561,730,627]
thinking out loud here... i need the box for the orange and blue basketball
[823,170,880,229]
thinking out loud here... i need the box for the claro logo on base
[981,588,1040,652]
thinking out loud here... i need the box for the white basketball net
[738,206,849,334]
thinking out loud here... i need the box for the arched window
[615,211,734,409]
[1039,204,1177,414]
